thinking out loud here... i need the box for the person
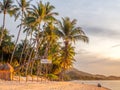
[97,83,102,87]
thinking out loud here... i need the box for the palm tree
[0,0,16,46]
[23,1,58,55]
[25,1,58,27]
[60,44,75,79]
[0,27,14,63]
[47,42,61,75]
[57,17,89,44]
[43,22,58,58]
[23,1,58,81]
[56,17,89,80]
[10,0,31,64]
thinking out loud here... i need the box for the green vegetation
[0,0,88,81]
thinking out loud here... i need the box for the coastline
[0,80,110,90]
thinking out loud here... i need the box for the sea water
[72,80,120,90]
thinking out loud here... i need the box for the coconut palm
[47,42,61,74]
[57,17,89,44]
[0,0,16,45]
[23,1,58,81]
[24,1,58,30]
[42,22,58,58]
[56,17,89,80]
[10,0,31,64]
[23,1,58,59]
[18,1,58,59]
[0,27,14,63]
[60,44,75,79]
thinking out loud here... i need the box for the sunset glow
[0,0,120,76]
[105,47,120,60]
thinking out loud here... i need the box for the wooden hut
[0,63,14,80]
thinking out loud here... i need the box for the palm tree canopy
[15,0,32,20]
[16,0,31,11]
[57,17,89,43]
[0,27,14,62]
[44,2,58,21]
[25,1,58,27]
[44,22,58,42]
[60,44,75,69]
[0,0,16,16]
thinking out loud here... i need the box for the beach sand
[0,79,110,90]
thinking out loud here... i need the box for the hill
[65,68,120,80]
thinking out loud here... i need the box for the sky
[0,0,120,76]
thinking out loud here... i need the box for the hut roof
[0,63,14,72]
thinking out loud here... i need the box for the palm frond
[73,35,89,43]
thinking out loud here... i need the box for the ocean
[72,80,120,90]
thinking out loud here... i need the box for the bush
[47,74,59,81]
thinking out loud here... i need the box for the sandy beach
[0,79,110,90]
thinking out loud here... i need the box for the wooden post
[10,72,13,81]
[19,72,21,82]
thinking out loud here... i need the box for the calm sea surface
[72,80,120,90]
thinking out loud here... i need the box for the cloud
[82,26,120,39]
[1,0,120,76]
[111,44,120,48]
[75,49,90,54]
[74,52,120,76]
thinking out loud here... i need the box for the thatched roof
[0,63,14,72]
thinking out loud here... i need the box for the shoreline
[0,80,110,90]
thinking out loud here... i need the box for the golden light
[105,47,120,60]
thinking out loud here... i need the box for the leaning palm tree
[10,0,31,64]
[56,17,89,80]
[0,0,16,46]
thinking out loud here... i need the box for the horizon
[0,0,120,76]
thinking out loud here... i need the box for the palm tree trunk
[44,43,49,59]
[44,37,51,59]
[26,43,36,82]
[31,60,35,82]
[0,13,6,46]
[37,61,40,82]
[14,42,35,72]
[19,32,28,64]
[10,12,23,64]
[62,40,69,81]
[18,32,28,82]
[29,34,35,81]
